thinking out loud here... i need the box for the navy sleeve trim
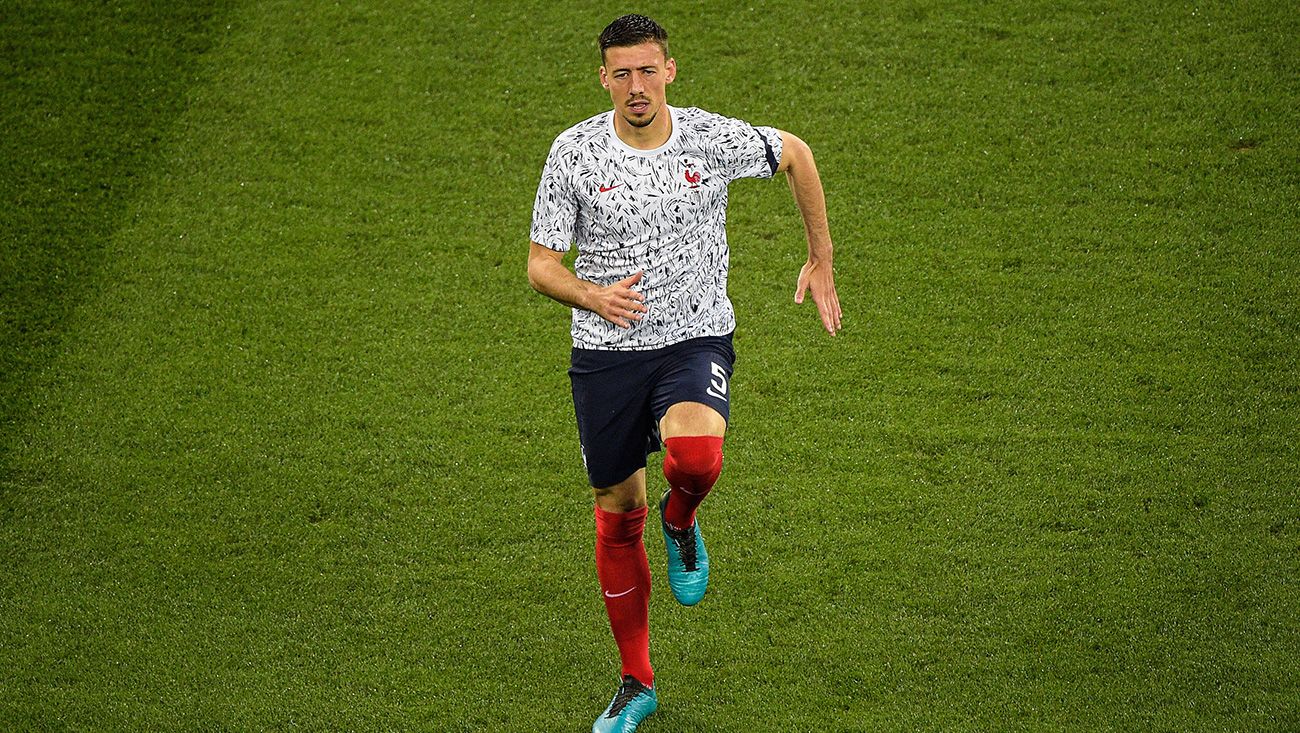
[757,129,779,176]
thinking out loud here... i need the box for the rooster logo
[684,168,702,188]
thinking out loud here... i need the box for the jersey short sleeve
[530,138,579,252]
[705,114,783,182]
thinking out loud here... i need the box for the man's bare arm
[776,130,842,334]
[527,242,647,329]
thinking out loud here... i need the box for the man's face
[600,41,676,129]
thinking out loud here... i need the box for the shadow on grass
[0,0,233,452]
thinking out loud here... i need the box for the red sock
[594,505,653,687]
[662,435,724,530]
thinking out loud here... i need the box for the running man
[527,14,841,732]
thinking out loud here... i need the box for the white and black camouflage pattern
[531,105,782,350]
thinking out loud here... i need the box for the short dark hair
[598,14,668,61]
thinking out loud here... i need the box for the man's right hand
[587,271,647,329]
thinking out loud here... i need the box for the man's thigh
[650,334,735,433]
[569,348,658,489]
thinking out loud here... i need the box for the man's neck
[614,106,673,150]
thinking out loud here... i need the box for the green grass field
[3,1,1297,730]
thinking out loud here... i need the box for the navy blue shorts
[569,333,735,489]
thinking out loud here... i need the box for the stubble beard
[624,110,656,128]
[622,96,658,128]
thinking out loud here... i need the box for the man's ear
[599,66,609,89]
[665,57,677,84]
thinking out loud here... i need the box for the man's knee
[593,469,648,512]
[660,401,726,441]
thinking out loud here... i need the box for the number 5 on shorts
[706,361,728,401]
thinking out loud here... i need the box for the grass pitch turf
[2,1,1297,730]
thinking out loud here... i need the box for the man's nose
[629,72,644,94]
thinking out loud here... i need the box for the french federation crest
[680,158,705,189]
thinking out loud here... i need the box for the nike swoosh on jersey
[599,184,623,193]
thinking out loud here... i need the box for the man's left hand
[795,259,841,335]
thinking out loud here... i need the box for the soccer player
[527,14,841,732]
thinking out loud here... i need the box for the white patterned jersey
[531,105,783,350]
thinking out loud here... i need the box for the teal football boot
[659,491,709,606]
[593,675,657,733]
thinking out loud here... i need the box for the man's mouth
[628,99,651,114]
